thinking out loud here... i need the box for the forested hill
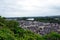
[0,16,60,40]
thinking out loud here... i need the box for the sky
[0,0,60,17]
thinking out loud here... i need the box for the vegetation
[0,16,43,40]
[43,32,60,40]
[0,16,60,40]
[34,17,60,24]
[17,17,28,21]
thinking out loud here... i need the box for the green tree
[43,32,60,40]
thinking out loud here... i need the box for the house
[26,18,34,21]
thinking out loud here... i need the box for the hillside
[0,16,44,40]
[0,16,60,40]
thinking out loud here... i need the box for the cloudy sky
[0,0,60,17]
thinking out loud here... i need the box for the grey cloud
[0,0,60,17]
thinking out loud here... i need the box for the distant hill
[5,15,60,19]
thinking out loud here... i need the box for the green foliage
[0,27,17,40]
[34,17,60,23]
[43,32,60,40]
[6,20,19,29]
[0,16,43,40]
[17,17,27,20]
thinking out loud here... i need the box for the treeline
[34,17,60,23]
[0,16,60,40]
[17,17,60,23]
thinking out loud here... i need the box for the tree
[43,32,60,40]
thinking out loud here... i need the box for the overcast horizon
[0,0,60,17]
